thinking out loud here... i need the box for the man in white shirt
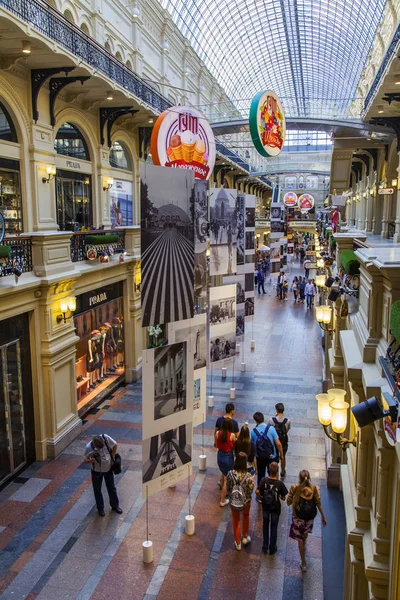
[304,259,311,279]
[304,279,316,309]
[277,271,285,300]
[84,434,123,516]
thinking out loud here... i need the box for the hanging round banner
[150,106,215,180]
[283,192,298,207]
[298,193,315,211]
[249,91,286,157]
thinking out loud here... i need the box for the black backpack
[254,425,274,460]
[272,417,288,452]
[262,481,280,513]
[296,496,317,520]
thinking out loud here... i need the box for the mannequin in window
[99,325,110,378]
[112,316,124,368]
[87,330,101,388]
[95,332,105,382]
[104,321,117,372]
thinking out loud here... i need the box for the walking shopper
[277,271,285,300]
[291,276,299,302]
[235,423,256,474]
[251,412,285,497]
[269,403,291,476]
[227,452,254,550]
[257,461,288,554]
[287,469,327,572]
[305,278,316,309]
[299,277,306,303]
[214,402,239,437]
[215,418,236,507]
[84,435,123,516]
[304,258,311,279]
[257,269,266,294]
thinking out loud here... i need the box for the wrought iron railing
[215,141,251,172]
[0,0,170,114]
[70,230,126,262]
[364,22,400,112]
[0,236,33,276]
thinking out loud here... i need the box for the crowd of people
[214,402,327,572]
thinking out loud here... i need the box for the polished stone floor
[0,263,344,600]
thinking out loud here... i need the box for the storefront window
[55,122,89,161]
[0,102,17,143]
[73,283,125,415]
[56,170,92,231]
[110,141,131,170]
[0,158,23,236]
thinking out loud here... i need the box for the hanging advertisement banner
[140,164,195,327]
[236,194,245,266]
[209,188,237,276]
[151,106,216,180]
[194,180,209,312]
[298,193,315,211]
[283,191,298,207]
[223,274,245,340]
[249,91,286,158]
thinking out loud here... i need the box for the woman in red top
[215,418,236,507]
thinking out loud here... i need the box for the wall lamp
[42,165,56,183]
[57,296,76,324]
[315,304,334,332]
[316,390,356,449]
[103,176,114,191]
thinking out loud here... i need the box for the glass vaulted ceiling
[160,0,386,119]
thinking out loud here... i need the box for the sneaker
[242,536,251,546]
[235,542,241,551]
[219,499,229,507]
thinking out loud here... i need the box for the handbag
[103,435,122,475]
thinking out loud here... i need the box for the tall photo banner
[244,195,256,320]
[142,342,194,497]
[141,164,195,327]
[194,180,209,312]
[209,284,236,366]
[223,274,245,340]
[236,194,245,267]
[209,188,237,276]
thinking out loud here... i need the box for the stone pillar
[393,153,400,243]
[381,194,390,238]
[26,231,75,278]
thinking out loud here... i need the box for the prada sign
[75,281,123,314]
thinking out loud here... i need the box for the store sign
[378,188,394,195]
[150,106,215,180]
[283,191,298,207]
[75,282,123,315]
[249,91,286,158]
[66,160,81,169]
[298,193,315,211]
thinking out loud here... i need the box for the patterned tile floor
[0,263,344,600]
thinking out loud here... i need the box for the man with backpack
[257,462,288,554]
[251,412,285,502]
[269,403,291,477]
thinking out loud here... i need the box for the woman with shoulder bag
[287,469,327,572]
[215,418,236,507]
[226,452,254,551]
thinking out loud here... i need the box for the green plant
[340,250,360,275]
[85,234,120,245]
[0,246,11,259]
[390,301,400,344]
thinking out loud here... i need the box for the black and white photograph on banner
[246,254,255,264]
[270,242,280,260]
[142,423,192,497]
[271,220,284,233]
[194,180,208,247]
[154,342,187,421]
[194,251,207,307]
[245,273,254,292]
[236,194,245,266]
[236,305,245,338]
[140,164,195,327]
[271,260,281,274]
[169,314,206,371]
[210,284,236,326]
[192,367,206,426]
[210,332,236,364]
[246,206,255,227]
[209,188,237,276]
[245,297,255,317]
[223,274,245,305]
[245,231,255,250]
[270,206,283,220]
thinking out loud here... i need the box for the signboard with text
[249,91,286,158]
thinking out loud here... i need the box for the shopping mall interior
[0,1,400,599]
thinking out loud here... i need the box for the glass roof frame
[160,0,386,118]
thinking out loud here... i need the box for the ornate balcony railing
[364,22,400,112]
[0,236,33,277]
[215,141,251,172]
[0,0,170,114]
[70,230,126,262]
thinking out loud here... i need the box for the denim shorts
[217,450,234,476]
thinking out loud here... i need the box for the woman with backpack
[235,423,256,475]
[215,418,236,507]
[226,452,254,550]
[287,470,327,572]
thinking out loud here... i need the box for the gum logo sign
[283,192,298,207]
[249,91,286,158]
[151,107,215,180]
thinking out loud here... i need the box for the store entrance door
[0,339,27,485]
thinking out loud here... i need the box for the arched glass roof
[160,0,385,119]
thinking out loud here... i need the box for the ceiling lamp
[377,106,384,114]
[22,41,31,54]
[106,91,114,100]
